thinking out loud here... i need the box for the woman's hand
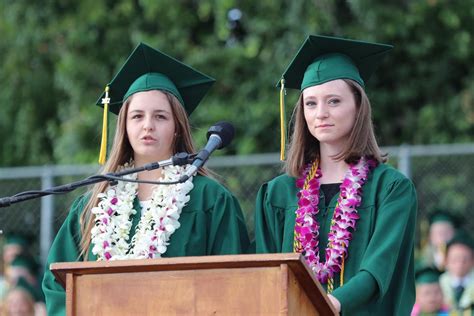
[327,294,341,314]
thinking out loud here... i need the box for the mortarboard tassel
[98,86,110,165]
[280,78,287,161]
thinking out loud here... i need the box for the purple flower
[342,178,353,187]
[345,198,360,207]
[317,269,331,284]
[298,198,311,207]
[294,157,375,284]
[296,178,305,188]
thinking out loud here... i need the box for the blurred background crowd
[413,211,473,315]
[0,233,46,315]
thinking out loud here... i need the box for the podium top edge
[51,253,303,272]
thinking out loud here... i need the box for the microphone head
[206,121,235,149]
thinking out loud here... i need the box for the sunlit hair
[284,79,386,177]
[78,91,205,259]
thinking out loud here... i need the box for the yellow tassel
[98,86,110,165]
[279,78,286,161]
[328,277,333,294]
[340,252,345,286]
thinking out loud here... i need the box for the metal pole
[398,144,412,179]
[40,166,54,267]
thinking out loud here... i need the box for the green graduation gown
[42,175,250,316]
[255,163,417,315]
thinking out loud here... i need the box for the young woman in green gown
[42,43,250,316]
[254,35,417,315]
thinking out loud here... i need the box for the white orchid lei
[90,163,194,261]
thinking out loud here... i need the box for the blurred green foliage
[1,0,472,166]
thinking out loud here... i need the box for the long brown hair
[78,91,204,259]
[284,79,386,177]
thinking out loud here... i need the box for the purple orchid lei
[294,156,377,284]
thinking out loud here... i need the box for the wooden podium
[51,253,337,315]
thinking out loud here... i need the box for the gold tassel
[340,252,345,286]
[327,277,333,294]
[98,86,110,165]
[279,78,287,161]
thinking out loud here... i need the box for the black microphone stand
[0,152,194,208]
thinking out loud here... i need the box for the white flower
[90,163,194,261]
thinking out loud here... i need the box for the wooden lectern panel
[52,253,336,315]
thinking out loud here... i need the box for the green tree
[0,0,473,166]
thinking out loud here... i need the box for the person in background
[6,255,40,289]
[6,254,45,307]
[3,277,46,316]
[254,35,417,315]
[411,267,449,316]
[418,210,459,271]
[42,43,250,315]
[439,230,474,313]
[1,232,33,310]
[2,233,30,266]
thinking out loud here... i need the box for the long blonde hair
[78,91,203,259]
[284,79,386,177]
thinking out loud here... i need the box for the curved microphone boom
[179,121,235,182]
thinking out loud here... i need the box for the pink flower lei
[294,156,377,287]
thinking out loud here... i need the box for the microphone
[180,121,235,182]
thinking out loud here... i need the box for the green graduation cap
[428,209,461,227]
[415,266,441,284]
[96,42,215,114]
[4,232,31,247]
[10,254,39,275]
[447,229,474,251]
[95,42,215,164]
[279,34,393,90]
[277,35,393,160]
[13,277,43,302]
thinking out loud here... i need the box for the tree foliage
[0,0,473,166]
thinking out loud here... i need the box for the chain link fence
[1,144,474,266]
